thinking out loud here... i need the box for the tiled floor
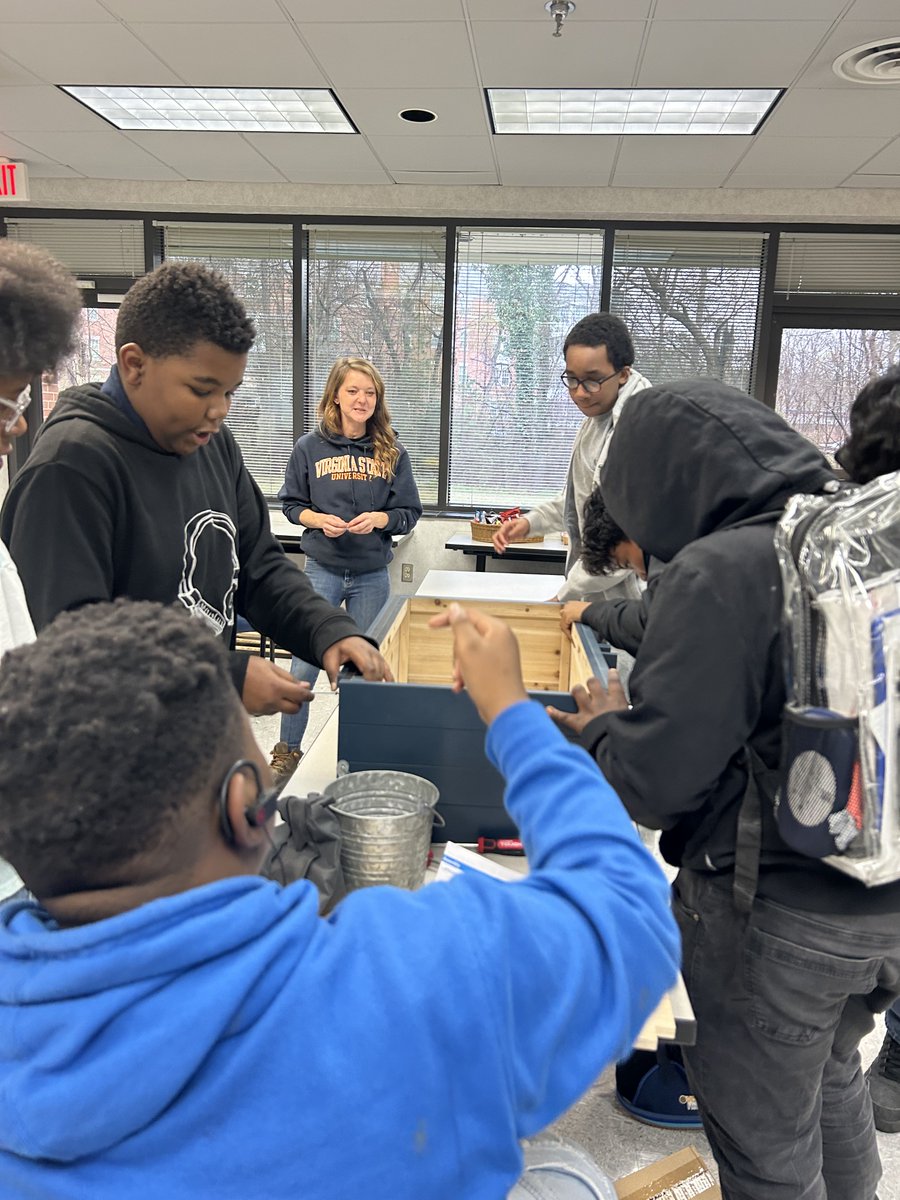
[251,694,900,1198]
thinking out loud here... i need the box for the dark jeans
[673,868,900,1200]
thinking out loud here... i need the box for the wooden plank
[374,599,411,683]
[632,992,678,1052]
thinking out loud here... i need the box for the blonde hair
[317,357,399,477]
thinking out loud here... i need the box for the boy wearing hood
[0,262,390,718]
[0,598,679,1199]
[492,312,652,604]
[551,378,900,1200]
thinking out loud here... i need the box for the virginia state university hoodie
[0,379,365,694]
[279,425,422,574]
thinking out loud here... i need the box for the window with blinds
[4,217,145,278]
[307,226,446,505]
[159,221,294,498]
[611,231,767,392]
[774,233,900,298]
[449,227,604,509]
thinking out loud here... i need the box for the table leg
[476,554,487,572]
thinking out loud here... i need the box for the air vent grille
[833,39,900,85]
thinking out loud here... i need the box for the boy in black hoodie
[551,378,900,1200]
[0,262,390,716]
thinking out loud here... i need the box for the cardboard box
[615,1147,721,1200]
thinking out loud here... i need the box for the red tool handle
[477,837,525,855]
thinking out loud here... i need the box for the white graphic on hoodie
[177,511,240,636]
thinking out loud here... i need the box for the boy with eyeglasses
[0,240,83,905]
[492,312,652,604]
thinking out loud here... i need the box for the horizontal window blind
[307,226,446,505]
[774,233,900,297]
[611,230,767,392]
[449,227,604,510]
[4,217,145,278]
[160,221,294,498]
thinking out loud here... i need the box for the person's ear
[221,769,269,850]
[618,365,632,384]
[118,343,146,388]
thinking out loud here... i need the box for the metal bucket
[325,771,440,891]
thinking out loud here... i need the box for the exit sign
[0,161,29,201]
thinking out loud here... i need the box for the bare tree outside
[775,327,900,461]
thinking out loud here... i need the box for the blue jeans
[674,868,900,1200]
[279,557,390,751]
[507,1141,617,1200]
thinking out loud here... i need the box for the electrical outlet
[401,563,414,583]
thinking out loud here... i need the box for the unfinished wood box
[338,596,611,843]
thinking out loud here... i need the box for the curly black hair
[835,365,900,485]
[0,242,82,377]
[116,261,256,357]
[582,486,630,576]
[563,312,635,371]
[0,599,244,895]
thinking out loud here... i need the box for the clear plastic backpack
[775,470,900,885]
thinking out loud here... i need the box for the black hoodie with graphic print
[0,383,365,696]
[580,377,900,915]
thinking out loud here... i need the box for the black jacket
[579,377,900,914]
[0,383,365,696]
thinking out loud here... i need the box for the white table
[444,531,568,574]
[416,569,562,604]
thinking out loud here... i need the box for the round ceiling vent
[399,108,438,124]
[833,38,900,84]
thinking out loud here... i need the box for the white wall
[24,177,900,226]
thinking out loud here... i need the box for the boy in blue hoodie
[0,598,677,1200]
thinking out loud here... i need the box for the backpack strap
[733,746,764,913]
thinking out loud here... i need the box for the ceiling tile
[847,1,900,15]
[467,0,651,16]
[638,21,831,87]
[391,171,499,184]
[301,22,478,89]
[762,89,900,138]
[494,134,617,186]
[105,0,286,19]
[367,134,495,172]
[613,135,747,186]
[283,0,458,18]
[727,135,890,185]
[131,23,327,88]
[6,130,183,179]
[0,25,180,86]
[841,173,900,186]
[0,50,41,86]
[0,131,73,173]
[0,86,113,131]
[473,21,645,88]
[653,0,845,17]
[0,0,113,19]
[793,20,900,88]
[851,137,900,174]
[241,132,392,184]
[339,88,489,137]
[125,131,286,182]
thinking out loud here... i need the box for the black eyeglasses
[560,370,619,395]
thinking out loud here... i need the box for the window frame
[4,207,900,511]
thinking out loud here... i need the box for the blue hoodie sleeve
[331,701,679,1140]
[381,445,422,535]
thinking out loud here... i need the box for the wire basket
[470,521,543,544]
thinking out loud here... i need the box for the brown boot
[269,742,302,792]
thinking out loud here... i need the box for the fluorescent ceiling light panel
[60,86,356,134]
[487,89,780,135]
